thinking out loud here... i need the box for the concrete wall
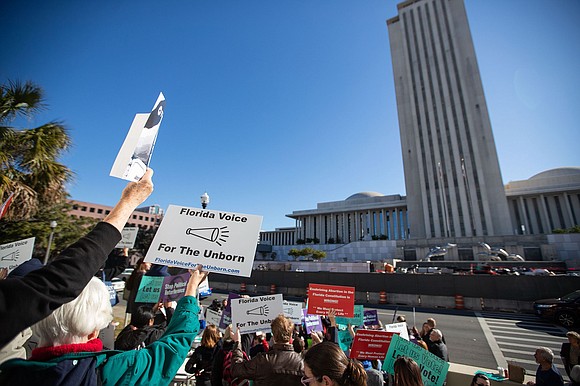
[210,272,580,312]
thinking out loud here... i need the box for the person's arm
[102,266,208,385]
[0,169,154,348]
[230,328,257,380]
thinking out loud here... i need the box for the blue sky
[2,0,579,231]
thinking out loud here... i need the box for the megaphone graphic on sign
[1,251,19,261]
[185,226,229,246]
[283,307,294,315]
[247,305,269,316]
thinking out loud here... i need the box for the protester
[526,347,564,386]
[186,324,221,386]
[561,331,580,378]
[114,302,173,350]
[249,332,268,358]
[470,373,490,386]
[0,264,207,386]
[293,336,305,354]
[211,325,242,386]
[393,356,424,386]
[124,257,152,315]
[0,169,154,349]
[361,360,384,386]
[428,329,449,361]
[303,341,367,386]
[231,315,303,385]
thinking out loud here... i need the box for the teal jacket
[0,296,200,386]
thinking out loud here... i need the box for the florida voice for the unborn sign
[156,243,246,262]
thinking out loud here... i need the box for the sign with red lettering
[350,330,395,360]
[307,283,355,317]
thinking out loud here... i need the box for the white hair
[33,277,113,347]
[536,347,554,363]
[430,328,442,341]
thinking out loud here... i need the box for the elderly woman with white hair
[0,265,208,386]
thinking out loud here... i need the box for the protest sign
[116,227,139,249]
[336,305,364,326]
[384,322,410,341]
[231,294,284,334]
[206,308,223,331]
[144,205,262,277]
[302,310,323,334]
[135,275,164,303]
[159,272,190,302]
[219,293,241,329]
[383,334,449,386]
[363,310,379,326]
[337,329,354,352]
[0,237,35,273]
[307,283,355,317]
[350,330,395,360]
[111,93,166,181]
[283,300,303,325]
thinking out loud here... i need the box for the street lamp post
[44,220,58,265]
[200,192,210,209]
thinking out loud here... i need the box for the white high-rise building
[387,0,513,239]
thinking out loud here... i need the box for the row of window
[72,204,156,223]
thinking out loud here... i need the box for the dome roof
[346,191,384,200]
[529,167,580,180]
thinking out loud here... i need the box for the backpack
[222,349,250,386]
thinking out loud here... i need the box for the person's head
[201,324,221,349]
[533,347,554,364]
[396,315,406,323]
[470,373,490,386]
[571,365,580,383]
[567,331,580,347]
[33,277,112,347]
[271,314,294,344]
[293,336,305,353]
[421,322,430,334]
[426,318,436,328]
[303,341,367,386]
[393,356,424,386]
[429,329,442,343]
[130,305,155,328]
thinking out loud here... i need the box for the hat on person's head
[146,264,170,277]
[396,315,406,323]
[361,360,372,370]
[8,258,43,279]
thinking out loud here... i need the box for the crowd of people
[0,168,577,386]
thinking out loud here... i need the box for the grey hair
[430,328,442,341]
[536,347,554,363]
[32,277,113,347]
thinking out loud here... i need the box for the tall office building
[387,0,512,239]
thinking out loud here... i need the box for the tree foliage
[0,201,97,261]
[288,247,327,261]
[0,80,73,220]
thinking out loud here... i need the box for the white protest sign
[116,227,139,248]
[283,300,303,325]
[110,93,166,181]
[0,237,35,273]
[231,294,284,334]
[206,308,224,331]
[384,322,410,341]
[144,205,262,277]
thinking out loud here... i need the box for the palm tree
[0,80,73,220]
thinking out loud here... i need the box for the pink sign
[307,283,355,317]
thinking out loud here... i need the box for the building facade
[69,201,163,230]
[506,168,580,236]
[387,0,512,239]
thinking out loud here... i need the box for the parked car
[533,290,580,327]
[119,268,134,281]
[111,277,126,293]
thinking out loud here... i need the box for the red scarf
[30,338,103,361]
